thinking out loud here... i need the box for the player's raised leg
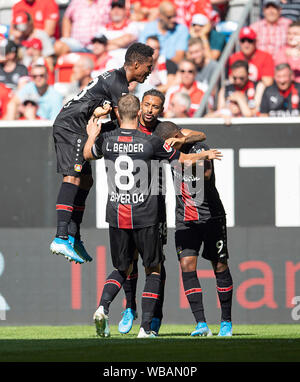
[50,178,84,264]
[68,174,93,262]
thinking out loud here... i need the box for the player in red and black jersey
[50,43,154,264]
[118,88,207,335]
[154,121,233,337]
[83,94,222,338]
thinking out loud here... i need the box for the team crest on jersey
[163,142,172,153]
[74,164,82,172]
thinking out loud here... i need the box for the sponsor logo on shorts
[74,164,82,172]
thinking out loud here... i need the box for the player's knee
[212,261,228,273]
[180,256,197,273]
[145,263,161,275]
[63,175,80,186]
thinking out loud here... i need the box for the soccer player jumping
[155,121,233,337]
[50,43,154,264]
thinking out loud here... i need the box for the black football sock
[153,262,166,321]
[123,259,138,311]
[56,182,79,240]
[141,273,161,331]
[68,188,90,240]
[99,270,127,314]
[215,267,233,322]
[182,271,206,323]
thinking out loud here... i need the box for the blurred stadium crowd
[0,0,299,122]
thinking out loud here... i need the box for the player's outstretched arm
[178,149,222,166]
[83,118,102,160]
[181,128,206,143]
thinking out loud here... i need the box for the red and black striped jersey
[92,127,180,229]
[174,142,225,229]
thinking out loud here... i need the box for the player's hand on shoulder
[93,102,112,119]
[205,149,222,160]
[87,116,102,138]
[165,137,186,150]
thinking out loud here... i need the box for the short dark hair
[188,37,204,48]
[290,20,300,28]
[146,35,159,43]
[275,63,292,72]
[117,94,140,121]
[142,88,165,106]
[154,121,180,141]
[125,43,154,65]
[231,60,249,72]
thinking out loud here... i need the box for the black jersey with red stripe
[92,127,180,229]
[138,119,161,135]
[174,142,225,229]
[53,67,129,135]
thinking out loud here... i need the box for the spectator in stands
[10,11,55,61]
[186,37,218,86]
[90,35,121,78]
[54,0,112,56]
[205,96,244,125]
[22,37,54,85]
[0,82,13,119]
[5,64,63,120]
[189,13,226,60]
[250,0,292,60]
[171,0,214,27]
[273,0,300,22]
[217,60,264,117]
[164,59,205,117]
[228,27,274,88]
[18,98,42,120]
[11,0,59,39]
[139,1,190,64]
[0,39,28,91]
[95,0,139,61]
[274,21,300,83]
[259,63,300,117]
[55,56,95,103]
[130,0,162,22]
[165,91,192,117]
[134,35,177,98]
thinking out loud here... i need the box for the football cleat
[218,321,232,337]
[118,308,137,334]
[50,237,84,264]
[69,235,93,262]
[93,306,110,338]
[150,317,161,335]
[137,327,157,338]
[191,322,212,337]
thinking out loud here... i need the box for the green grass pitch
[1,324,300,362]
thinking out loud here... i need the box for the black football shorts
[53,125,92,177]
[175,216,229,263]
[109,224,163,272]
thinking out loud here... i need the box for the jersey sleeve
[109,72,129,107]
[92,135,105,159]
[150,135,181,162]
